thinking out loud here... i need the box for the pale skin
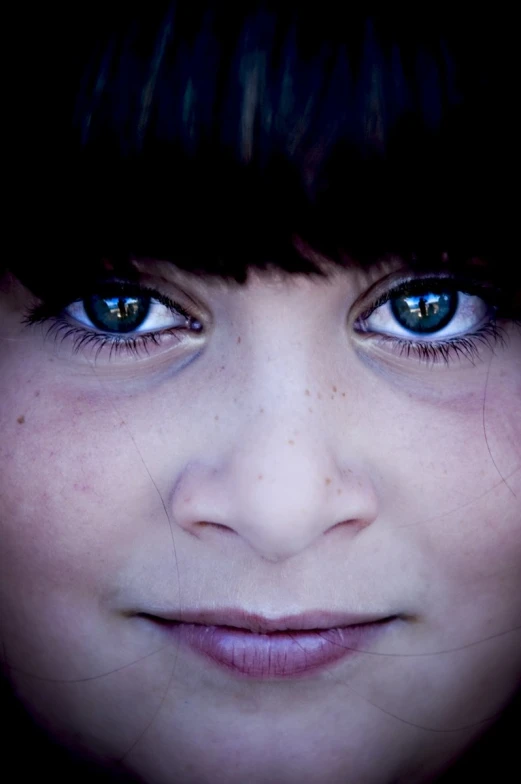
[0,252,520,784]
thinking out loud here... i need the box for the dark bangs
[9,2,520,288]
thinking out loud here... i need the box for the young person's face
[1,256,520,784]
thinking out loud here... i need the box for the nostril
[327,518,369,535]
[196,520,235,533]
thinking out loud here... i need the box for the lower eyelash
[374,321,508,366]
[35,315,508,366]
[26,316,188,360]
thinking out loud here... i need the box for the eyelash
[23,282,202,361]
[365,321,506,365]
[355,275,511,366]
[23,276,513,366]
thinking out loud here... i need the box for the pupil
[391,291,457,334]
[84,294,150,333]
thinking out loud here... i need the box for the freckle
[17,415,25,424]
[332,386,337,393]
[237,336,241,344]
[34,390,40,397]
[214,415,219,421]
[342,392,346,397]
[220,365,226,371]
[288,440,295,446]
[325,477,331,486]
[305,389,310,396]
[258,474,263,480]
[73,483,91,492]
[259,408,264,413]
[120,420,126,426]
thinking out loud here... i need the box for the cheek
[364,344,519,541]
[0,380,160,680]
[391,370,521,625]
[0,370,204,591]
[0,382,136,591]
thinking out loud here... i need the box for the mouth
[139,609,398,678]
[141,608,395,633]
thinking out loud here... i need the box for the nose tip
[170,436,379,562]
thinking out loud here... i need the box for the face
[1,254,520,784]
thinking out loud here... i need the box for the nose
[171,396,379,564]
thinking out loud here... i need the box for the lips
[144,608,392,633]
[141,609,396,678]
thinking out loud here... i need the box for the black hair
[8,2,520,299]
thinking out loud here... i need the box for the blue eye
[67,291,194,336]
[21,272,515,368]
[23,281,204,361]
[390,291,458,335]
[360,281,491,343]
[355,276,509,366]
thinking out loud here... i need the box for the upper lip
[141,609,395,634]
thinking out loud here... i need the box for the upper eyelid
[21,280,201,336]
[61,281,196,321]
[357,274,501,320]
[85,282,193,316]
[66,296,185,332]
[25,270,504,329]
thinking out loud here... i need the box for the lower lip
[152,620,392,678]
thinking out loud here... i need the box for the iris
[391,291,457,334]
[84,294,150,333]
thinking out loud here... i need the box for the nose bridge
[240,298,326,414]
[235,317,329,464]
[236,396,326,502]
